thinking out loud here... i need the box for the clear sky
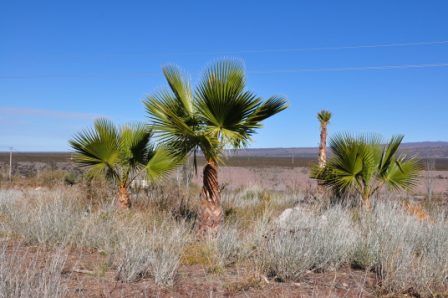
[1,0,447,151]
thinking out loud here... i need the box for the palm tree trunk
[361,193,371,211]
[197,160,223,234]
[318,123,327,168]
[118,185,131,209]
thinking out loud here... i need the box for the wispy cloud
[0,107,104,120]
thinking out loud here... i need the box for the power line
[182,40,448,55]
[1,62,447,80]
[63,39,448,57]
[248,63,448,74]
[1,38,448,80]
[0,72,160,80]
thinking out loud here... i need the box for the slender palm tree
[69,118,179,208]
[311,134,420,209]
[317,110,332,168]
[144,60,288,233]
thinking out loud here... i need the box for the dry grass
[0,242,69,297]
[116,218,190,286]
[0,187,192,287]
[354,202,448,295]
[0,178,447,296]
[256,205,360,281]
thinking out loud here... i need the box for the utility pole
[9,147,13,182]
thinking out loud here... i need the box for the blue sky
[1,0,447,151]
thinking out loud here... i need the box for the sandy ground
[189,167,448,195]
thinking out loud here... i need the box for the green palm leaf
[317,110,332,124]
[312,133,420,205]
[383,155,420,191]
[145,59,288,163]
[145,147,183,182]
[69,119,178,188]
[162,66,193,115]
[69,118,120,181]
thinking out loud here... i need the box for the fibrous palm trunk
[197,160,223,235]
[118,185,131,209]
[318,123,328,168]
[361,193,371,211]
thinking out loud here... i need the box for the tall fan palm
[69,118,179,208]
[311,134,420,209]
[317,110,332,168]
[144,60,288,233]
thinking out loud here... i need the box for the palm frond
[247,96,288,124]
[195,60,248,129]
[317,110,332,124]
[119,123,153,167]
[378,135,404,177]
[326,134,366,194]
[162,65,193,115]
[312,132,421,202]
[195,60,288,151]
[70,119,175,187]
[146,59,288,163]
[383,155,420,191]
[94,118,119,146]
[144,89,199,154]
[69,118,120,181]
[145,147,183,182]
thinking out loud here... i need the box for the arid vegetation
[69,119,179,209]
[0,60,447,297]
[0,178,447,296]
[144,59,287,233]
[312,134,420,209]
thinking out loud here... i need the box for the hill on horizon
[1,142,447,159]
[227,141,448,159]
[1,142,448,172]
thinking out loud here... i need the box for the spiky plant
[317,110,332,168]
[144,60,288,233]
[69,118,179,208]
[311,134,420,209]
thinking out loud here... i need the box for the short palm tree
[311,134,420,209]
[144,60,288,233]
[69,118,179,208]
[317,110,331,168]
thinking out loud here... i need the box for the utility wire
[2,39,448,79]
[248,63,448,74]
[177,40,448,55]
[1,62,448,80]
[67,39,448,56]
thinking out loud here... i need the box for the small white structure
[130,179,149,189]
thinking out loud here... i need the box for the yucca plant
[317,110,332,168]
[69,118,179,208]
[311,134,420,209]
[144,60,288,233]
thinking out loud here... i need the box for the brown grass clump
[402,201,431,222]
[181,242,216,267]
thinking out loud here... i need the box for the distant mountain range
[226,142,448,159]
[1,142,448,175]
[0,142,447,161]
